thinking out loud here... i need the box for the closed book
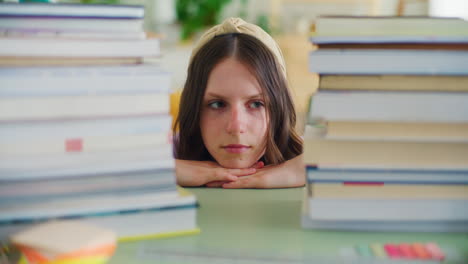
[316,43,468,50]
[0,146,175,181]
[310,35,468,45]
[0,189,182,220]
[319,75,468,92]
[304,137,468,170]
[1,169,176,203]
[0,189,199,241]
[309,49,468,75]
[301,214,468,232]
[309,182,468,199]
[306,198,468,221]
[0,132,170,157]
[308,91,468,123]
[0,3,144,19]
[0,28,146,40]
[0,56,143,66]
[0,93,169,121]
[306,167,468,184]
[0,65,171,97]
[0,37,160,57]
[313,16,468,37]
[0,115,172,143]
[0,17,143,32]
[300,189,468,232]
[308,121,468,142]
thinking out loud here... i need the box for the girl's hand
[221,154,305,189]
[204,161,265,188]
[175,159,257,187]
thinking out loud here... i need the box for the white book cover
[0,146,175,180]
[308,90,468,123]
[0,28,147,40]
[301,213,468,232]
[0,201,197,241]
[1,169,176,200]
[313,16,468,37]
[0,17,143,32]
[307,198,468,221]
[0,132,170,157]
[0,115,172,143]
[309,49,468,75]
[0,3,144,18]
[0,93,169,121]
[310,35,468,44]
[306,168,468,184]
[0,65,171,97]
[0,37,160,57]
[0,189,195,221]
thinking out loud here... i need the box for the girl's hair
[174,33,302,165]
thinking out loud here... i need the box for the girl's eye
[208,101,225,109]
[249,100,264,109]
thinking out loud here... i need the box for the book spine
[1,66,171,97]
[0,94,169,121]
[0,115,172,143]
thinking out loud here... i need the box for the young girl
[174,17,304,188]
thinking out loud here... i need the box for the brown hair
[174,33,302,165]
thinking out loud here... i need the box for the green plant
[176,0,231,40]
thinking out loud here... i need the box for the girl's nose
[226,104,246,134]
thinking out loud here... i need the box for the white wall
[430,0,468,20]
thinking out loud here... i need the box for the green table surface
[110,187,468,264]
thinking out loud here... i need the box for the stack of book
[302,16,468,232]
[0,2,199,241]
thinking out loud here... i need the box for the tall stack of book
[0,2,199,241]
[302,16,468,232]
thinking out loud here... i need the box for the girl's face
[200,58,268,169]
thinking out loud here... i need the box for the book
[0,147,175,181]
[310,35,468,45]
[306,167,468,184]
[319,75,468,92]
[305,198,468,221]
[308,90,468,123]
[309,182,468,199]
[316,43,468,50]
[0,188,183,219]
[308,121,468,142]
[309,49,468,75]
[312,16,468,38]
[301,188,468,232]
[0,17,143,32]
[0,28,146,40]
[0,188,199,241]
[0,93,169,121]
[0,37,160,57]
[301,213,468,232]
[0,56,143,66]
[1,169,176,203]
[0,3,144,19]
[0,132,170,157]
[0,115,172,143]
[0,65,171,97]
[304,137,468,170]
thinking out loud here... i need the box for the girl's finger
[205,181,226,188]
[211,169,239,182]
[226,167,256,176]
[222,176,257,189]
[251,161,264,169]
